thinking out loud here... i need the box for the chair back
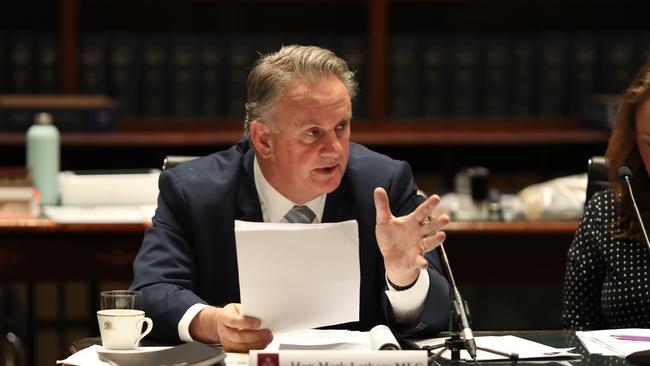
[585,156,610,204]
[162,155,199,170]
[1,286,25,366]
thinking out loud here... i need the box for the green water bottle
[26,112,60,205]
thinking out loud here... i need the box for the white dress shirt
[178,157,428,341]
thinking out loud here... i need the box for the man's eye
[306,129,319,137]
[336,122,348,130]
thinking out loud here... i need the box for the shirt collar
[253,156,325,223]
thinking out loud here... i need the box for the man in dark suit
[131,45,451,352]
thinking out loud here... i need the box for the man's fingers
[222,330,273,352]
[421,231,446,252]
[415,255,428,269]
[374,187,392,224]
[223,314,262,330]
[423,213,450,234]
[221,304,262,330]
[414,194,440,223]
[223,326,273,345]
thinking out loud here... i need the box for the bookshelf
[1,0,619,192]
[0,0,625,135]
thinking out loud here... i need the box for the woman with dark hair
[562,60,650,329]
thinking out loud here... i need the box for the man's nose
[321,132,343,156]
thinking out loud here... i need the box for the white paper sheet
[406,335,580,361]
[235,220,360,333]
[576,328,650,357]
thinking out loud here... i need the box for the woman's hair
[605,60,650,240]
[243,45,358,135]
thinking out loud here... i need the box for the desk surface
[70,330,635,366]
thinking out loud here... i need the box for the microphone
[618,166,650,251]
[413,195,477,360]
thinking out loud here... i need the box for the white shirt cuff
[385,268,429,324]
[178,303,210,342]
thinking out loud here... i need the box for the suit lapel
[235,143,263,222]
[323,172,355,223]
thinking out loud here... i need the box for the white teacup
[97,309,153,350]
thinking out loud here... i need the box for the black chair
[585,156,610,204]
[161,155,199,171]
[1,285,25,366]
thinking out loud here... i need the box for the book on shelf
[170,34,200,117]
[450,33,481,117]
[568,33,598,114]
[0,186,41,219]
[599,32,637,95]
[0,167,31,187]
[141,35,170,117]
[9,32,34,94]
[538,32,568,116]
[336,34,368,118]
[35,33,58,94]
[388,34,420,118]
[421,33,451,117]
[0,32,6,93]
[510,35,536,116]
[198,33,225,117]
[482,34,511,117]
[109,33,141,117]
[79,34,110,95]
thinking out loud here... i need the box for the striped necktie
[283,205,316,223]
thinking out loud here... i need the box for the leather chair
[585,156,610,205]
[1,285,25,366]
[161,155,199,171]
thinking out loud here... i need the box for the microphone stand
[619,167,650,252]
[423,244,519,363]
[412,195,518,363]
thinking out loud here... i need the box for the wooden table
[0,218,577,282]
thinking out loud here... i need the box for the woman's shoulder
[586,189,616,215]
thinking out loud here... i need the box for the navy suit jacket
[131,139,450,343]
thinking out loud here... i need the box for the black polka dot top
[562,189,650,330]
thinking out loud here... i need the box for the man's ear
[250,121,273,158]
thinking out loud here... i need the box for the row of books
[1,31,648,119]
[0,31,367,119]
[389,32,650,118]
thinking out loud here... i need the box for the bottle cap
[34,112,53,125]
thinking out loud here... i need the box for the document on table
[576,328,650,357]
[405,335,580,361]
[235,220,360,333]
[44,205,155,224]
[264,325,401,351]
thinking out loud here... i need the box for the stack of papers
[44,205,156,224]
[577,328,650,357]
[406,335,580,361]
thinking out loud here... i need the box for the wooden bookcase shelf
[0,118,609,146]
